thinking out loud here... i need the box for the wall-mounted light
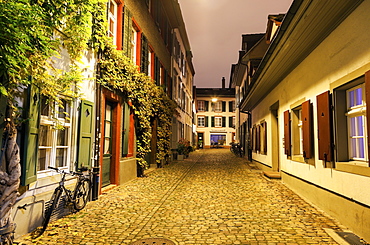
[211,98,218,102]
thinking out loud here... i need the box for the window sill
[336,162,370,177]
[291,155,305,163]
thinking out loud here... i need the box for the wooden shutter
[229,117,233,128]
[140,34,149,75]
[222,117,226,127]
[222,101,226,112]
[284,110,291,156]
[122,102,131,156]
[365,71,370,166]
[76,100,94,169]
[123,7,132,58]
[0,93,7,139]
[317,91,333,162]
[252,125,256,152]
[302,100,313,159]
[21,85,40,185]
[205,116,209,127]
[256,124,261,152]
[262,121,267,154]
[205,101,209,111]
[211,116,215,127]
[154,55,160,86]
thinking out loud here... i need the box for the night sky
[178,0,294,88]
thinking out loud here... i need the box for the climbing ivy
[0,0,177,169]
[92,2,177,169]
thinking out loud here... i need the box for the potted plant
[177,138,190,160]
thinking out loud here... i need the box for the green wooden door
[102,103,113,187]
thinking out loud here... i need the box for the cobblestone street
[18,149,347,245]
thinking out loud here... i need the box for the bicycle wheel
[73,179,91,210]
[41,188,63,234]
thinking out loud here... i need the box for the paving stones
[17,149,344,244]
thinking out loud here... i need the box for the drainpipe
[92,53,102,201]
[240,110,252,161]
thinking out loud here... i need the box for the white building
[196,79,236,148]
[236,0,370,241]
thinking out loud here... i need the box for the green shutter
[222,101,226,112]
[229,101,233,112]
[211,117,215,127]
[154,55,160,86]
[77,100,94,169]
[122,102,130,156]
[21,85,40,186]
[229,117,233,128]
[141,34,149,75]
[222,117,226,127]
[0,93,7,139]
[205,116,209,127]
[205,101,209,111]
[123,7,133,58]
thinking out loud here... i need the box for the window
[229,101,235,112]
[148,49,153,78]
[198,116,205,127]
[198,101,205,111]
[38,97,71,172]
[131,27,138,64]
[292,107,303,156]
[108,0,117,45]
[334,77,369,167]
[215,117,222,127]
[346,85,367,161]
[213,101,222,112]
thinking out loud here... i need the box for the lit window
[347,85,367,161]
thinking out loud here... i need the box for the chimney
[222,77,225,89]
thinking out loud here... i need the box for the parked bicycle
[230,142,244,157]
[37,166,91,236]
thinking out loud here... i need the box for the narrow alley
[18,149,346,245]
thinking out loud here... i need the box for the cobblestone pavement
[17,149,346,245]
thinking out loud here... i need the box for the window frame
[197,116,205,127]
[108,0,118,45]
[38,97,72,177]
[346,84,367,162]
[214,116,222,127]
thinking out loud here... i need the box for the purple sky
[178,0,294,88]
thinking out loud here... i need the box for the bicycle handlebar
[48,166,86,176]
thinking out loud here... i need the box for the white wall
[251,0,370,206]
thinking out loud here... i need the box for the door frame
[99,88,122,190]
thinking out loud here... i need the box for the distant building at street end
[195,79,236,148]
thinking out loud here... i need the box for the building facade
[236,0,370,241]
[196,81,236,148]
[9,0,194,238]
